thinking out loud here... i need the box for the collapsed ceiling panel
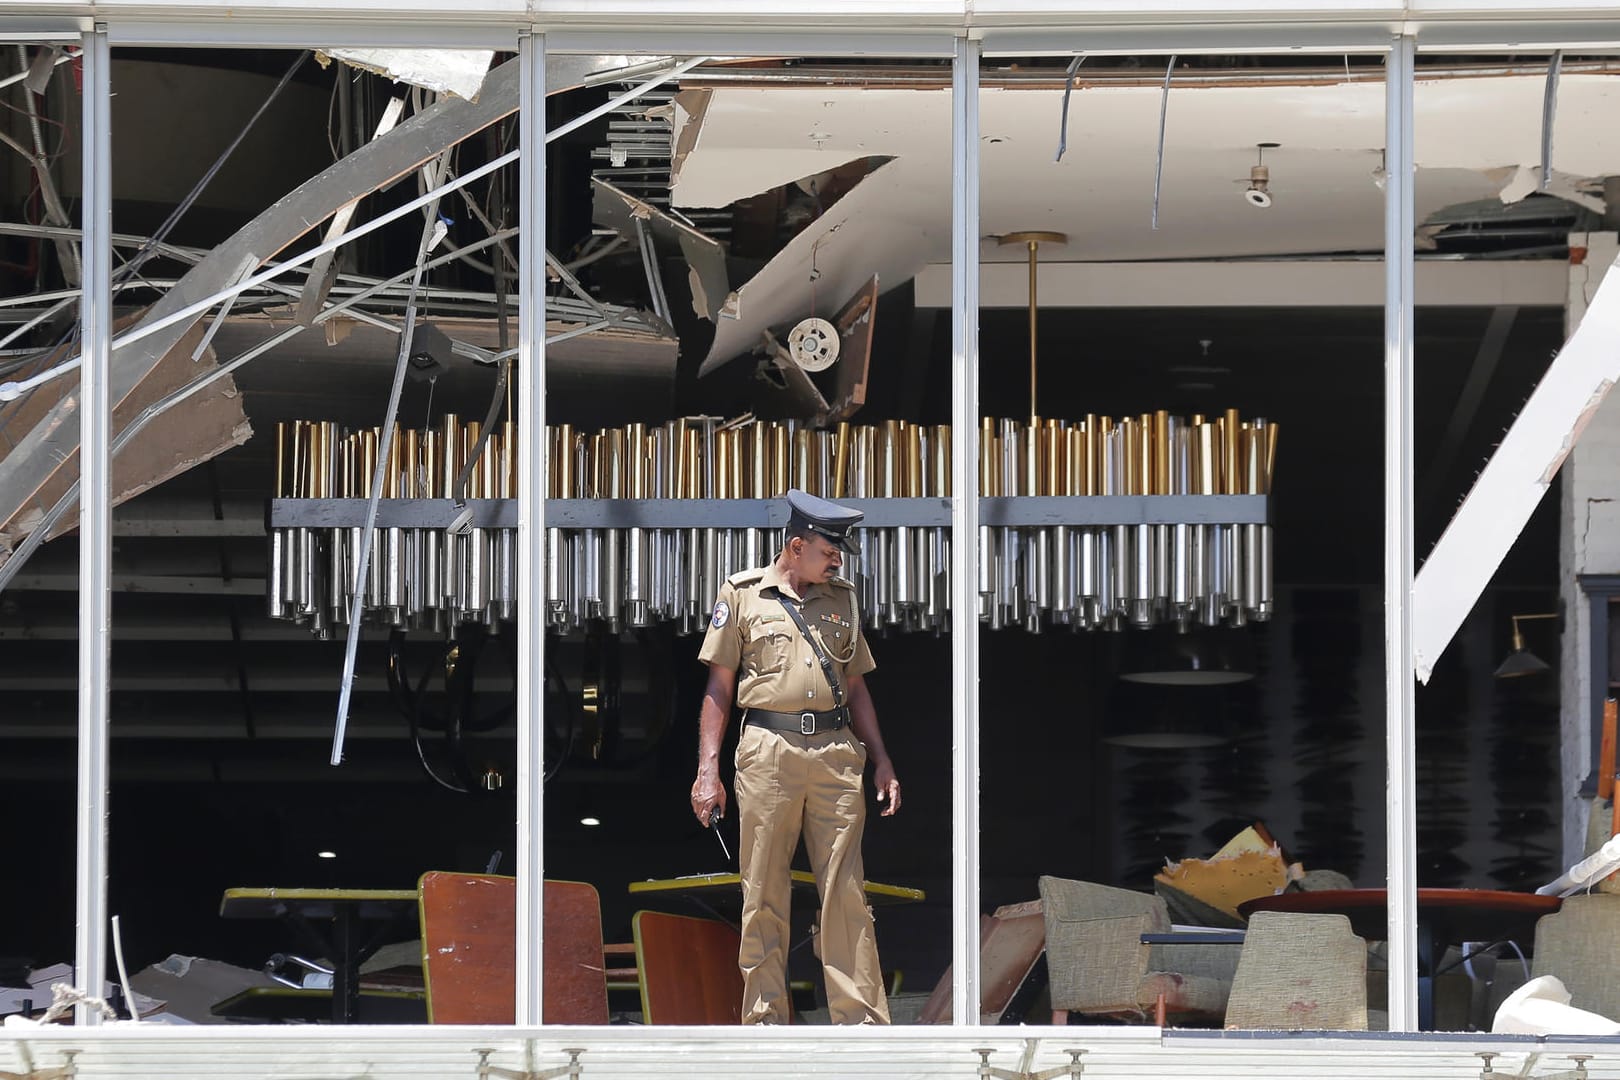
[675,72,1620,372]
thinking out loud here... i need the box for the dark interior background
[0,47,1567,1000]
[0,301,1564,993]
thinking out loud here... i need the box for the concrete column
[1560,230,1620,864]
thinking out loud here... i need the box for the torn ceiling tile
[591,177,729,322]
[697,160,935,376]
[1494,163,1606,214]
[0,318,251,559]
[318,48,495,102]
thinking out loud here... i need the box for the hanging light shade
[1494,612,1557,679]
[1119,626,1257,686]
[1101,679,1238,750]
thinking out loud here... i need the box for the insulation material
[1154,845,1296,928]
[1412,249,1620,681]
[318,48,494,102]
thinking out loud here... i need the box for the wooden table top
[1239,888,1561,944]
[630,870,926,905]
[219,887,419,920]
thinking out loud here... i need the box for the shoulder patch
[710,600,731,629]
[726,568,767,587]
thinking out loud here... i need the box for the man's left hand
[873,761,901,817]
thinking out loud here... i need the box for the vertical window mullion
[1383,31,1419,1034]
[516,28,548,1027]
[75,23,114,1029]
[949,32,982,1027]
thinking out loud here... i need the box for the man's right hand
[691,772,727,826]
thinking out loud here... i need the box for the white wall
[1560,230,1620,864]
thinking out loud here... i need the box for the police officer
[691,489,901,1025]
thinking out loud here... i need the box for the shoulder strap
[776,594,845,708]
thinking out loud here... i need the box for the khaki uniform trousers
[733,721,890,1025]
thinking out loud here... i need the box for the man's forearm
[847,679,890,768]
[696,666,736,776]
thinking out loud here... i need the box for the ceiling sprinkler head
[1245,164,1272,209]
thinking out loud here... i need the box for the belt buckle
[800,711,816,735]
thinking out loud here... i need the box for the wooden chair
[918,902,1049,1024]
[418,872,625,1024]
[632,910,743,1025]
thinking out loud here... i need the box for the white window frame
[53,1,1620,1046]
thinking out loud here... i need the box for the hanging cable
[330,158,452,767]
[1054,54,1085,163]
[1152,55,1177,230]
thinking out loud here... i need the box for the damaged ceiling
[672,68,1620,371]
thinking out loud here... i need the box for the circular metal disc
[788,317,840,372]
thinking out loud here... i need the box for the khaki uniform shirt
[698,563,875,711]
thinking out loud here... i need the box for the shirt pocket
[746,622,792,676]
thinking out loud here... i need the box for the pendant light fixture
[997,231,1067,424]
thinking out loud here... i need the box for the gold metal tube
[716,431,731,499]
[979,417,996,496]
[464,422,483,498]
[832,422,850,498]
[1223,408,1241,496]
[403,429,420,498]
[935,424,952,497]
[1083,415,1097,496]
[482,427,500,499]
[794,429,812,494]
[627,423,646,499]
[1265,423,1280,494]
[1044,418,1061,497]
[1153,410,1170,496]
[275,423,287,499]
[771,423,789,496]
[557,424,575,498]
[501,421,516,499]
[607,427,626,499]
[1066,427,1082,496]
[1017,421,1032,496]
[440,414,461,498]
[906,422,923,498]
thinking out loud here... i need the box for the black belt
[745,706,849,735]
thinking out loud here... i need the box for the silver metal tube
[627,526,650,626]
[894,524,913,608]
[978,524,996,620]
[384,527,405,617]
[1171,522,1192,615]
[545,528,566,624]
[465,529,489,618]
[601,529,623,631]
[1051,525,1070,618]
[267,529,287,617]
[423,529,444,614]
[493,528,516,623]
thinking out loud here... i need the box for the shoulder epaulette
[726,568,767,587]
[828,575,856,590]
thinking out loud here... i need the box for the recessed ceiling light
[580,816,601,827]
[317,850,337,859]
